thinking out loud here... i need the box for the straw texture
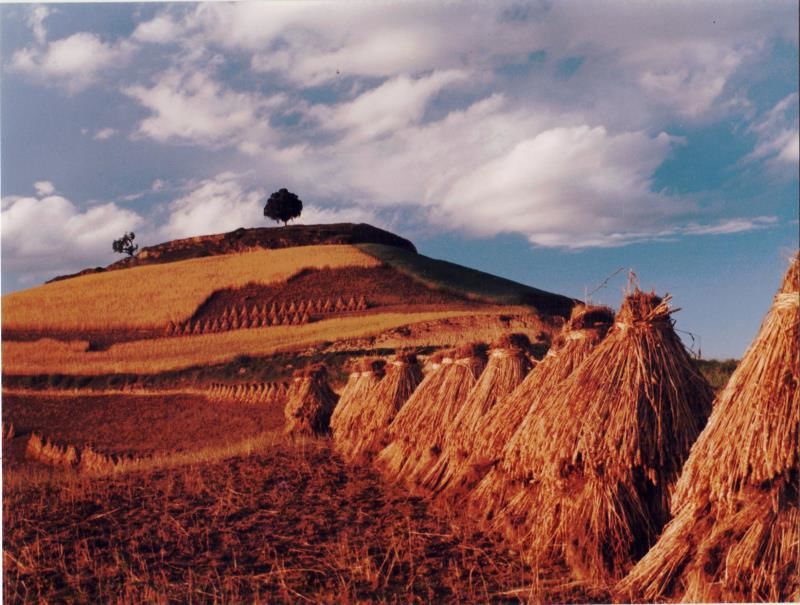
[498,290,714,583]
[330,359,385,450]
[418,335,533,495]
[283,364,339,436]
[456,306,614,518]
[375,344,487,487]
[618,254,799,602]
[339,352,424,462]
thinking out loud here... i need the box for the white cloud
[34,181,55,196]
[435,125,683,247]
[158,173,264,240]
[132,14,179,44]
[11,32,134,92]
[158,173,377,240]
[93,127,117,141]
[1,185,143,277]
[310,70,468,142]
[123,70,282,151]
[746,93,799,168]
[27,5,50,45]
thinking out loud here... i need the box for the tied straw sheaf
[417,334,535,496]
[330,358,386,454]
[618,253,799,603]
[375,344,487,489]
[336,352,423,463]
[456,305,614,521]
[283,364,339,437]
[493,287,714,584]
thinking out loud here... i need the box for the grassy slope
[359,244,575,317]
[2,245,380,331]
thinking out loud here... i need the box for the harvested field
[3,439,608,604]
[2,245,380,331]
[2,310,500,375]
[2,393,285,464]
[192,265,473,322]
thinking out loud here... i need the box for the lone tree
[264,188,303,226]
[112,232,139,256]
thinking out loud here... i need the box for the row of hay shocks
[25,432,143,475]
[369,283,718,586]
[205,381,289,405]
[164,295,368,336]
[619,252,799,603]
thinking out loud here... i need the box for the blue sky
[1,2,797,359]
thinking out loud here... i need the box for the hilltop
[48,223,417,282]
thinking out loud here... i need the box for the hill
[2,224,573,404]
[47,223,417,282]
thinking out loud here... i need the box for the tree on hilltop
[264,188,303,226]
[112,232,139,256]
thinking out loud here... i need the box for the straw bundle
[283,364,339,436]
[619,254,799,602]
[498,290,713,583]
[450,306,613,514]
[339,352,423,462]
[375,344,487,487]
[330,358,386,447]
[418,334,534,494]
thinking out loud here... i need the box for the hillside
[2,224,573,389]
[47,223,417,282]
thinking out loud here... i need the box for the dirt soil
[3,439,609,604]
[2,393,285,463]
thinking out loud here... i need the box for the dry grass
[336,353,424,463]
[376,345,487,489]
[2,245,380,331]
[4,438,608,604]
[330,359,385,450]
[618,253,799,603]
[496,290,714,584]
[418,338,533,495]
[283,365,339,437]
[2,310,489,375]
[446,306,614,521]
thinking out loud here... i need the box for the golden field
[1,245,380,331]
[1,309,504,375]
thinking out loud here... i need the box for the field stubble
[3,438,608,604]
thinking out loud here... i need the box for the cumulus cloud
[159,173,379,240]
[123,70,282,152]
[1,184,143,278]
[11,31,134,93]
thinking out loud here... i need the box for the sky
[1,1,797,359]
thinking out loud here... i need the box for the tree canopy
[264,189,303,226]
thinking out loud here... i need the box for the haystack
[418,334,533,494]
[375,344,487,487]
[283,364,339,436]
[330,358,386,448]
[338,352,423,462]
[619,255,799,602]
[449,306,613,515]
[497,289,713,583]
